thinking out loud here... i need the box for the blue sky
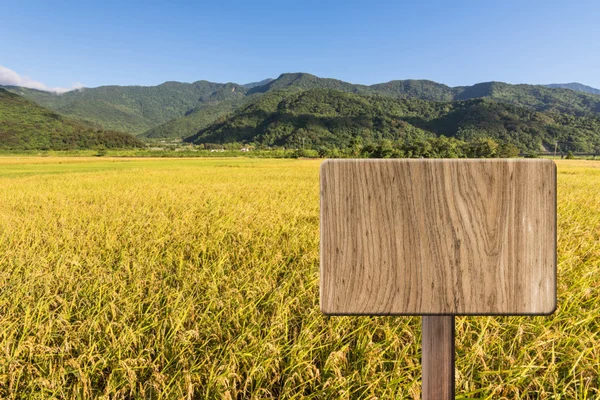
[1,0,599,91]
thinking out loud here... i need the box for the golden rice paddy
[0,157,598,399]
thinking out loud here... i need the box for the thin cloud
[0,65,84,94]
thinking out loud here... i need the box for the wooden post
[422,316,455,399]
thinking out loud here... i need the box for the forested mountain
[138,83,251,139]
[242,78,274,89]
[185,88,600,153]
[2,81,245,133]
[185,89,430,147]
[368,80,455,101]
[246,73,369,94]
[141,97,249,139]
[452,81,600,115]
[0,89,143,150]
[4,73,600,151]
[147,74,600,140]
[140,91,287,139]
[255,74,600,114]
[545,83,600,96]
[245,74,600,114]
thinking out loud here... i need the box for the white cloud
[0,65,84,94]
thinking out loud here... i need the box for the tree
[465,137,499,158]
[429,136,463,158]
[496,142,520,158]
[402,138,434,158]
[375,139,395,158]
[350,136,364,157]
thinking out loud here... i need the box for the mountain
[369,80,454,101]
[185,88,600,153]
[0,88,143,150]
[6,72,600,141]
[185,88,417,147]
[141,97,249,139]
[139,83,255,139]
[152,74,600,140]
[242,78,274,89]
[545,83,600,96]
[247,72,368,94]
[247,74,600,115]
[452,81,600,115]
[2,80,243,134]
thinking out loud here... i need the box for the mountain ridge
[0,88,143,150]
[184,88,600,154]
[545,82,600,96]
[144,74,600,139]
[7,75,600,98]
[4,72,600,141]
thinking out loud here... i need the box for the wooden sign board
[320,159,556,316]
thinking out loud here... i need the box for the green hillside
[257,74,600,114]
[5,72,600,143]
[369,79,455,101]
[545,83,600,96]
[141,98,247,139]
[186,89,430,147]
[242,78,274,89]
[0,89,143,150]
[453,81,600,115]
[146,73,600,140]
[246,73,600,114]
[247,72,369,94]
[2,81,239,134]
[185,88,600,153]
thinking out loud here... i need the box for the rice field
[0,157,598,399]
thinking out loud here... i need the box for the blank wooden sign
[320,159,556,315]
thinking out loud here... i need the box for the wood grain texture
[320,159,556,315]
[422,316,455,399]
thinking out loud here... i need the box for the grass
[0,157,598,399]
[0,149,303,159]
